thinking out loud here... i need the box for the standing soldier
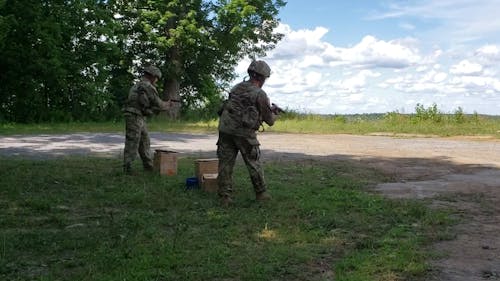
[217,60,281,206]
[122,65,177,175]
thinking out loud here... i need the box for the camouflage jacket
[123,77,169,117]
[218,81,276,139]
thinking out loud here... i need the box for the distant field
[1,113,498,138]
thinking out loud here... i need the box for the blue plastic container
[185,177,199,190]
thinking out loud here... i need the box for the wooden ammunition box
[194,158,219,180]
[153,150,178,176]
[201,173,218,193]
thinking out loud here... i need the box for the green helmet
[144,65,162,79]
[247,60,271,78]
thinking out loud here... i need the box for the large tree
[117,0,286,118]
[0,0,125,122]
[0,0,285,122]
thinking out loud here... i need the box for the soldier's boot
[220,196,234,207]
[256,191,271,201]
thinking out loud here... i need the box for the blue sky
[236,0,500,115]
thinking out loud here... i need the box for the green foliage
[0,0,128,122]
[384,110,409,124]
[113,0,285,111]
[1,109,499,138]
[179,77,226,120]
[0,0,10,51]
[0,157,451,280]
[266,106,499,137]
[413,103,442,123]
[0,0,286,122]
[333,114,348,124]
[453,107,465,123]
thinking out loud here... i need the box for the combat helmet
[247,60,271,78]
[143,65,162,79]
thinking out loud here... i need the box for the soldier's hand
[271,103,277,114]
[271,103,283,115]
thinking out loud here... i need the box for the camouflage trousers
[123,113,153,169]
[216,132,266,198]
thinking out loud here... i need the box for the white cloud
[450,76,500,93]
[304,71,323,85]
[450,60,483,75]
[416,66,428,72]
[322,35,421,68]
[433,72,448,83]
[299,55,324,68]
[476,45,500,58]
[336,70,381,94]
[348,36,421,68]
[475,45,500,68]
[271,24,422,70]
[236,23,500,115]
[269,25,330,60]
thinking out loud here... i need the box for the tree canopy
[0,0,285,122]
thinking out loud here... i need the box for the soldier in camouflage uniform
[217,60,281,205]
[122,65,176,175]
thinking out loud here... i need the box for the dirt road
[1,132,499,280]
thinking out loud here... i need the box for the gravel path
[1,132,498,167]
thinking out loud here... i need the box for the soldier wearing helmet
[247,60,271,81]
[144,65,162,80]
[216,60,281,206]
[122,65,177,175]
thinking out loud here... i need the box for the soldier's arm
[146,85,172,111]
[257,90,277,126]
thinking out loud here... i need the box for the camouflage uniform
[217,80,276,198]
[123,71,170,173]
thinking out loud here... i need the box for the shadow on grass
[1,134,498,281]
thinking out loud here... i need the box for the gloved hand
[271,103,284,114]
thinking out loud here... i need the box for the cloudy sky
[236,0,500,115]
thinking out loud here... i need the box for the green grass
[0,119,219,135]
[267,113,500,137]
[1,113,498,138]
[0,156,452,281]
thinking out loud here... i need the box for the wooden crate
[201,173,218,193]
[194,158,219,180]
[153,149,178,176]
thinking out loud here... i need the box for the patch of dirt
[373,165,500,281]
[1,132,499,280]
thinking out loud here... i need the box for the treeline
[0,0,285,123]
[280,103,498,123]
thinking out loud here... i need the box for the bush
[333,114,347,124]
[413,103,442,123]
[453,107,466,124]
[384,111,408,123]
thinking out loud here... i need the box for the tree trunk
[162,75,180,119]
[161,14,182,120]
